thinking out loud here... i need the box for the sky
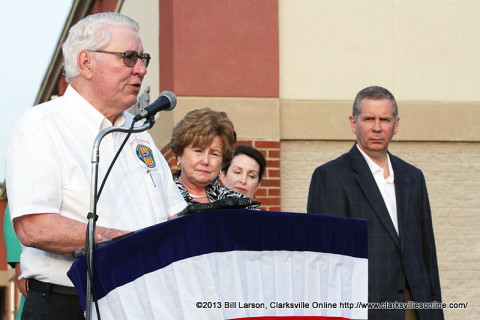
[0,0,73,184]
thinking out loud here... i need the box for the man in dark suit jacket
[307,86,443,320]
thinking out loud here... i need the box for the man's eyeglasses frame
[88,50,151,68]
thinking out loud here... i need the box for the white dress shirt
[356,145,398,235]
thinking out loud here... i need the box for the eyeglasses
[89,50,151,68]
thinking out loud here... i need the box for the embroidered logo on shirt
[136,144,156,168]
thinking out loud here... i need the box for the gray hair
[62,12,139,82]
[352,86,398,121]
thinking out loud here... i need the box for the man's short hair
[62,12,139,82]
[352,86,398,120]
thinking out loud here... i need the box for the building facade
[1,0,478,318]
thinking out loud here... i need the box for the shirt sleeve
[6,123,63,219]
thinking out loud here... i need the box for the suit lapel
[391,155,410,248]
[349,146,401,249]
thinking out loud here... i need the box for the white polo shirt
[6,85,187,286]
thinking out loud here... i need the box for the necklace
[189,193,208,199]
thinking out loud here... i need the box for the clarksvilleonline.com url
[341,301,468,310]
[195,300,468,310]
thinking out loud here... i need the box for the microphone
[133,91,177,122]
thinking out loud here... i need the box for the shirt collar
[64,85,128,132]
[172,170,223,204]
[356,144,394,180]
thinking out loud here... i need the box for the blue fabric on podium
[68,209,367,310]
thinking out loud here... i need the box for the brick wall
[161,140,281,211]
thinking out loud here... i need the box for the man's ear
[393,116,400,135]
[77,50,94,80]
[349,115,356,135]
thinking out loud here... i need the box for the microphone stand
[85,117,154,320]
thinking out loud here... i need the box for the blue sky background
[0,0,73,183]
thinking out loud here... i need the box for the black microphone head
[133,90,177,122]
[160,90,177,111]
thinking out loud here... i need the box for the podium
[68,209,368,319]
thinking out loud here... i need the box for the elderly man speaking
[6,12,186,319]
